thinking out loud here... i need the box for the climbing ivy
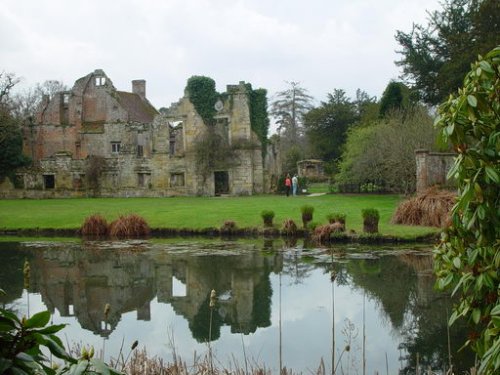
[186,76,219,126]
[433,46,500,373]
[246,85,270,158]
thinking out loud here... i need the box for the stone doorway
[214,171,229,195]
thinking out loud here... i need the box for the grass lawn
[0,194,439,239]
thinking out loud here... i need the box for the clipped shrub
[281,218,298,236]
[300,205,314,228]
[80,214,108,236]
[109,214,150,238]
[260,210,275,227]
[362,209,379,233]
[220,220,237,234]
[313,223,344,244]
[391,187,456,227]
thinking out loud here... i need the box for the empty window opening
[137,145,144,157]
[62,93,69,105]
[172,276,187,297]
[170,173,185,187]
[169,122,184,156]
[111,142,121,154]
[43,175,55,189]
[68,304,74,315]
[95,76,106,86]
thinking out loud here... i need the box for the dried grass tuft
[80,214,108,236]
[313,223,344,244]
[281,218,298,236]
[220,220,237,234]
[392,187,456,227]
[108,214,150,238]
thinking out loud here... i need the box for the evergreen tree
[395,0,500,105]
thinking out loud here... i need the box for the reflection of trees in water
[190,292,224,343]
[281,249,314,285]
[347,253,474,373]
[0,242,32,309]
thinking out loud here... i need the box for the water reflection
[0,239,474,374]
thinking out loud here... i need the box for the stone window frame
[170,172,185,187]
[137,172,151,188]
[111,141,121,154]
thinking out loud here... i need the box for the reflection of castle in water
[28,241,279,340]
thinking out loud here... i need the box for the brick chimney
[132,80,146,100]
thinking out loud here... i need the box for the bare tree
[270,81,313,144]
[0,71,21,106]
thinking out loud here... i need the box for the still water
[0,239,473,374]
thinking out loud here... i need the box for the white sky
[1,0,441,110]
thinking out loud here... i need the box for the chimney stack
[132,80,146,100]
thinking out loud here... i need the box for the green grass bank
[0,194,439,239]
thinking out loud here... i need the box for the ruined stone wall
[6,73,267,198]
[415,150,456,193]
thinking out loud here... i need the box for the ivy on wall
[246,85,270,158]
[186,76,270,174]
[186,76,219,126]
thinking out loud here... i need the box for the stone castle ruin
[5,69,267,197]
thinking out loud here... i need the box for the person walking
[285,174,292,197]
[292,174,298,196]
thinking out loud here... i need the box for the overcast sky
[1,0,441,111]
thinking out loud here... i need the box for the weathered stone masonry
[3,70,265,198]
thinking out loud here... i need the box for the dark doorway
[214,171,229,195]
[43,175,55,189]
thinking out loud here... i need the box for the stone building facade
[6,70,264,197]
[415,149,456,193]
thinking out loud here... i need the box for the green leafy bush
[433,46,500,373]
[0,308,122,374]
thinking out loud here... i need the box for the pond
[0,238,474,374]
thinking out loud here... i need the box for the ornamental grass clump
[391,187,456,227]
[362,208,379,234]
[80,214,108,236]
[326,212,346,231]
[313,223,344,244]
[108,214,150,238]
[300,205,314,228]
[260,210,275,227]
[220,220,237,234]
[281,218,298,236]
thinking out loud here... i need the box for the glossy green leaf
[472,308,481,324]
[453,257,461,269]
[70,360,90,375]
[34,323,66,335]
[25,310,50,329]
[485,166,499,183]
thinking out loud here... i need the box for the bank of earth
[0,194,440,241]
